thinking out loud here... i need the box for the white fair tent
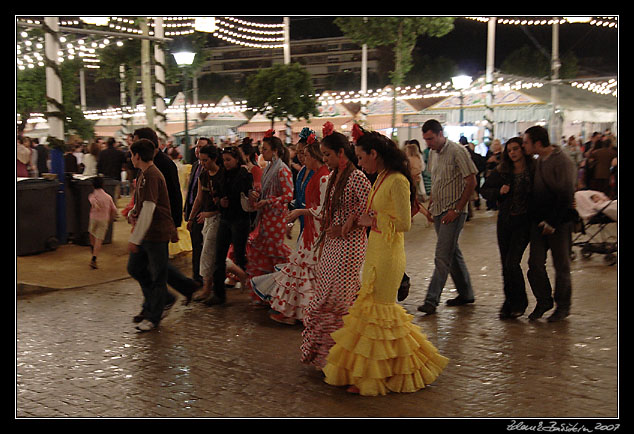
[417,73,617,144]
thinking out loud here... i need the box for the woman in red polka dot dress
[301,125,371,369]
[246,131,294,303]
[252,134,331,324]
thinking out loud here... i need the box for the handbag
[240,192,256,212]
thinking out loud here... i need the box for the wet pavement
[16,210,619,420]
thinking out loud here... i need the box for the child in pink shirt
[88,176,118,268]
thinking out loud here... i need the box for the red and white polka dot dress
[263,166,330,320]
[300,168,371,369]
[246,165,294,290]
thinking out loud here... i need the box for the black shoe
[417,302,436,315]
[397,276,410,302]
[183,280,203,306]
[204,295,226,306]
[547,308,570,322]
[528,303,554,321]
[499,310,524,320]
[133,311,145,323]
[446,296,475,306]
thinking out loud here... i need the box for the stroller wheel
[604,253,616,266]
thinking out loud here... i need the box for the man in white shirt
[417,119,477,315]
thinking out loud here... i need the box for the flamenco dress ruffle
[322,268,449,396]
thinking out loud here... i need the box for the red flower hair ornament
[351,123,364,143]
[322,121,334,137]
[307,133,316,144]
[264,129,275,138]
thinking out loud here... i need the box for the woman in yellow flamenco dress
[322,129,449,396]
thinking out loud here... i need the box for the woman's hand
[357,213,374,227]
[249,189,260,202]
[287,208,305,223]
[254,199,269,210]
[341,214,358,237]
[128,242,139,253]
[326,224,343,239]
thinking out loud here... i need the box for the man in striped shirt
[417,119,477,315]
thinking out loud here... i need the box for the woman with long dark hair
[206,146,253,305]
[246,130,294,304]
[321,130,447,396]
[481,137,534,319]
[238,137,263,190]
[300,123,371,370]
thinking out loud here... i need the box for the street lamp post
[173,50,196,163]
[452,74,472,126]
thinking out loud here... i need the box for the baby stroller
[570,190,617,265]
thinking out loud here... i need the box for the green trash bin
[66,175,117,246]
[16,178,59,256]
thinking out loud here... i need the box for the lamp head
[173,50,196,66]
[451,75,472,90]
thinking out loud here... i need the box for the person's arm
[480,170,506,203]
[542,156,576,231]
[441,174,476,224]
[187,180,204,230]
[373,175,412,236]
[341,171,371,237]
[109,197,119,222]
[256,167,293,209]
[129,200,156,249]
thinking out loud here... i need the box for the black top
[198,168,223,213]
[481,164,534,223]
[153,150,183,228]
[214,166,253,220]
[97,146,126,180]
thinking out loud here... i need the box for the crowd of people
[16,119,617,396]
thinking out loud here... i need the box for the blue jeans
[127,240,169,325]
[425,211,474,306]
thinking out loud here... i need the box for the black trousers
[496,213,531,314]
[212,217,251,300]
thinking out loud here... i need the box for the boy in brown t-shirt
[127,139,176,332]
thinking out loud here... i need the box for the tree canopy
[246,63,318,125]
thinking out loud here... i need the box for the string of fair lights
[19,74,617,127]
[16,16,617,125]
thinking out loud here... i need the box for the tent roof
[421,73,616,123]
[172,118,247,137]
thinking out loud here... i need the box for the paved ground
[16,208,619,420]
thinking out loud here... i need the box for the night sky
[262,16,618,77]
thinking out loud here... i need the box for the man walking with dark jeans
[522,126,577,322]
[417,119,477,315]
[127,139,176,332]
[133,128,200,305]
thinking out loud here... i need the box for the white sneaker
[135,319,156,332]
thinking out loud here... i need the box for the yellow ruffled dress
[322,171,448,396]
[169,163,193,258]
